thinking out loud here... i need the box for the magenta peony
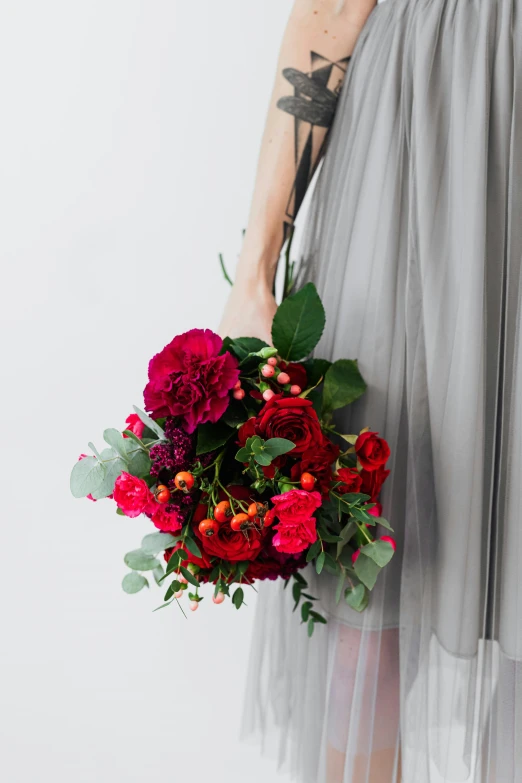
[143,329,239,433]
[113,472,154,518]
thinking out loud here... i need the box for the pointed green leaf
[323,359,367,413]
[232,587,244,609]
[184,537,202,559]
[271,282,326,361]
[316,551,326,575]
[263,438,296,458]
[179,566,199,588]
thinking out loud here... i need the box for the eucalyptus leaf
[103,428,128,458]
[235,447,250,462]
[127,449,151,478]
[306,540,322,562]
[345,582,368,611]
[124,549,160,572]
[122,572,149,594]
[316,551,326,575]
[141,532,179,555]
[301,601,313,623]
[360,539,395,567]
[353,552,381,590]
[263,438,296,458]
[133,406,165,440]
[373,516,395,532]
[253,452,272,467]
[153,565,164,585]
[271,282,326,361]
[70,457,106,498]
[90,449,126,499]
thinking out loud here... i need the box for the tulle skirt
[243,0,522,779]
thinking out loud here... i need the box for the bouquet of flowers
[70,282,395,635]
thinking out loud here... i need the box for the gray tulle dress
[243,0,522,780]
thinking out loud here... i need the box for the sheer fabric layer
[243,0,522,780]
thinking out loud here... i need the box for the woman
[220,0,522,781]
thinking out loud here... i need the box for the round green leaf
[124,549,160,571]
[122,572,149,594]
[141,532,179,555]
[70,456,106,498]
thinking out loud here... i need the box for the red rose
[360,465,390,500]
[278,361,307,389]
[355,431,391,471]
[367,502,382,518]
[245,542,306,582]
[238,417,256,446]
[143,328,239,434]
[337,467,363,494]
[123,413,145,439]
[194,486,266,563]
[113,472,153,518]
[290,438,340,495]
[255,397,323,455]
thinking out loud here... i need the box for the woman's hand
[218,280,277,345]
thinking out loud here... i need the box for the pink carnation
[143,329,239,434]
[123,413,145,439]
[149,505,183,533]
[270,489,322,524]
[113,472,153,518]
[270,489,322,554]
[273,516,318,554]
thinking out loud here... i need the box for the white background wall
[0,2,293,780]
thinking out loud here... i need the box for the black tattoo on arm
[276,52,350,237]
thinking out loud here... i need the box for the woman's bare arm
[219,0,376,342]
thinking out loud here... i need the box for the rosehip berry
[247,502,260,518]
[233,379,242,390]
[267,357,278,366]
[214,500,231,523]
[277,372,291,385]
[300,472,316,491]
[263,508,276,527]
[290,385,302,396]
[198,518,219,537]
[233,388,246,400]
[351,549,361,564]
[155,484,171,503]
[230,512,250,532]
[380,535,396,551]
[174,589,184,599]
[261,364,275,378]
[174,471,194,492]
[189,601,199,612]
[262,389,275,402]
[212,591,225,605]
